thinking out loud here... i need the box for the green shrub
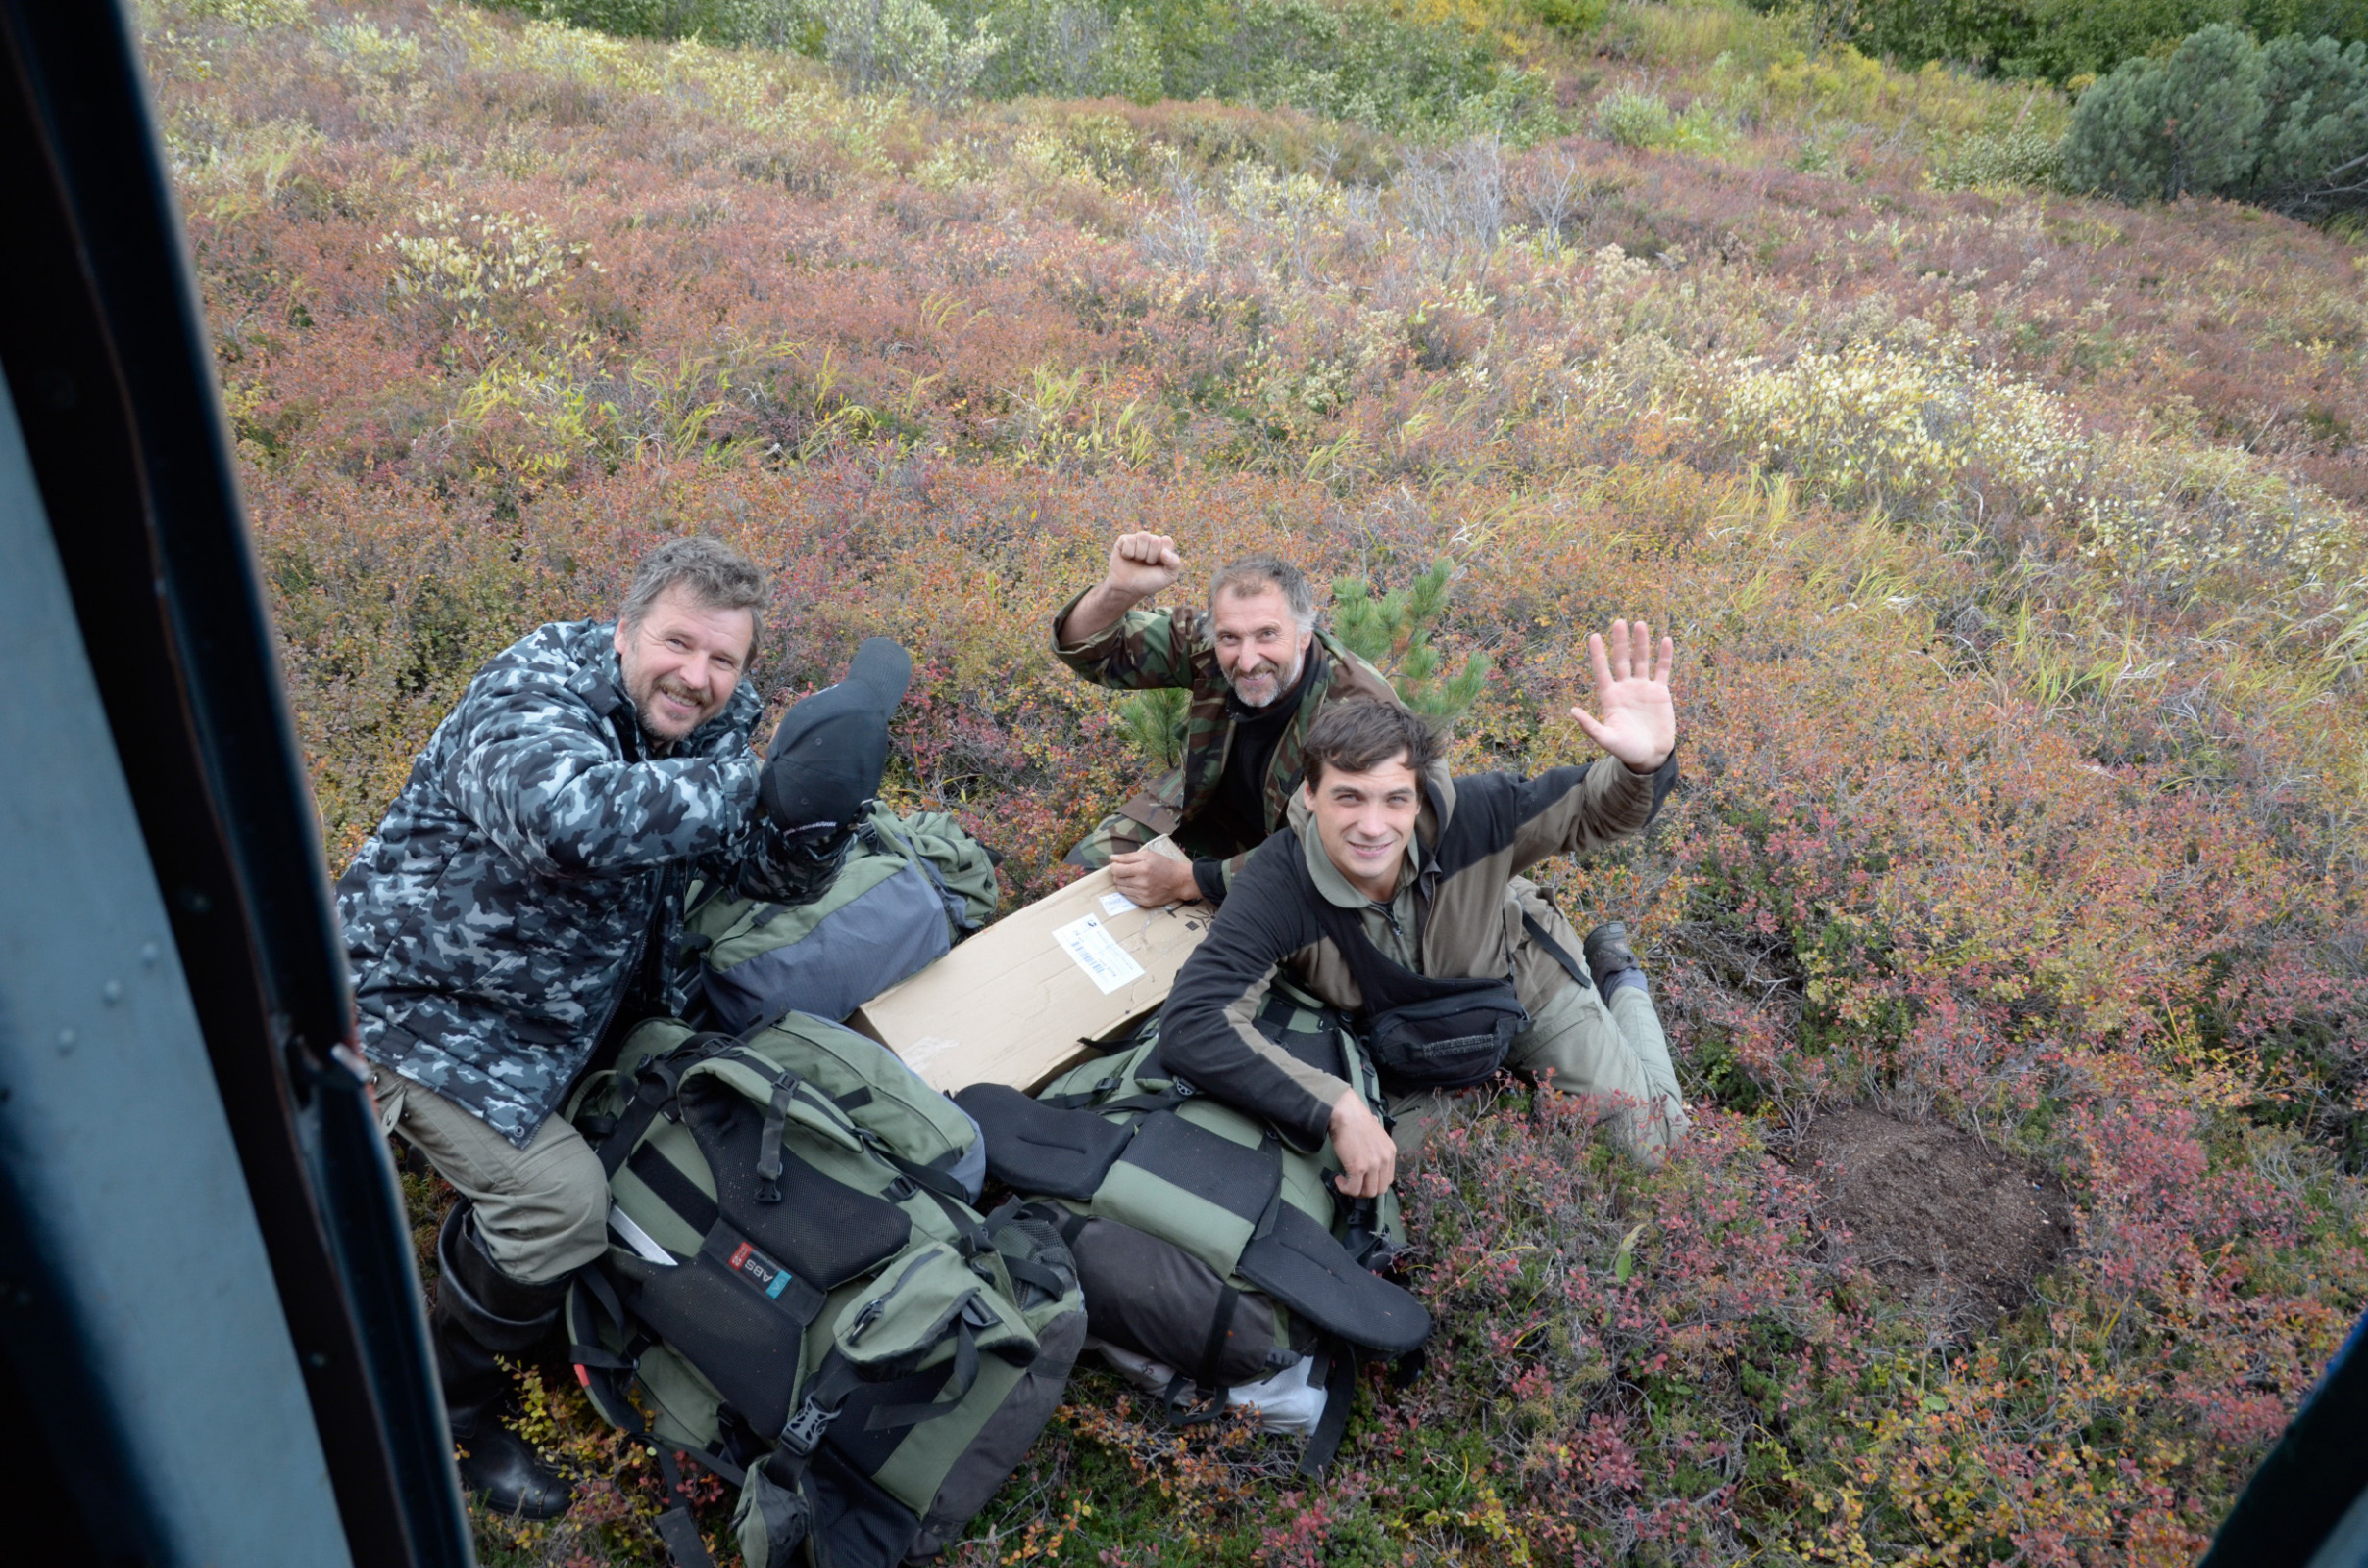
[2061,23,2265,195]
[1594,83,1676,144]
[1589,81,1733,150]
[500,0,1546,129]
[2023,0,2254,78]
[1115,685,1188,766]
[1844,0,2368,78]
[1329,560,1491,720]
[505,0,814,46]
[965,0,1163,99]
[1154,0,1528,132]
[1522,0,1611,36]
[2250,29,2368,217]
[949,0,1522,125]
[817,0,1004,102]
[1843,0,2060,74]
[2061,21,2368,216]
[1930,122,2066,184]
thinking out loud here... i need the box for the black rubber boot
[1582,921,1641,991]
[433,1203,575,1522]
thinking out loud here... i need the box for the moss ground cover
[147,0,2366,1559]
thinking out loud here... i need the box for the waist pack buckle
[779,1396,837,1455]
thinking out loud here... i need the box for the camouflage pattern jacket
[1052,593,1401,894]
[338,619,822,1147]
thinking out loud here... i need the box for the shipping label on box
[849,837,1210,1093]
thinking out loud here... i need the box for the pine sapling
[1115,684,1188,769]
[1330,558,1492,721]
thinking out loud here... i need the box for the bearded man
[1054,534,1403,907]
[339,537,905,1519]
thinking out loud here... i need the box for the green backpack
[683,806,1001,1036]
[953,986,1429,1474]
[563,1014,1084,1568]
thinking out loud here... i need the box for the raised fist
[1103,531,1182,602]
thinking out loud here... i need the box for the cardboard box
[850,837,1210,1094]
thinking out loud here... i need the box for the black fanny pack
[1359,978,1528,1088]
[1298,856,1530,1090]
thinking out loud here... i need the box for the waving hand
[1569,618,1676,774]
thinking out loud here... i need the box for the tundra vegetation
[144,0,2366,1561]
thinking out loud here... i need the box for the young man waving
[1159,621,1689,1189]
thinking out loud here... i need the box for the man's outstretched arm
[1499,618,1682,872]
[1051,531,1200,690]
[1568,617,1676,776]
[1059,530,1182,645]
[446,681,762,878]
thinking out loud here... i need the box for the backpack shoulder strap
[566,1271,733,1568]
[1520,910,1595,992]
[592,1032,738,1178]
[1289,853,1408,1017]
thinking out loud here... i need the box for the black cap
[759,638,912,833]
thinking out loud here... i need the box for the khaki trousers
[1384,975,1690,1165]
[373,1066,610,1287]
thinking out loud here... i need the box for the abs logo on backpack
[727,1240,798,1301]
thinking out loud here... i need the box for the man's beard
[632,671,716,738]
[1227,647,1305,710]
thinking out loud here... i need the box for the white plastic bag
[1086,1338,1329,1436]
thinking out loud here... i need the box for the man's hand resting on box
[1110,848,1203,907]
[1329,1090,1397,1198]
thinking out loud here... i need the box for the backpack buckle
[779,1396,837,1455]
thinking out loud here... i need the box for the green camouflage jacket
[1052,591,1401,894]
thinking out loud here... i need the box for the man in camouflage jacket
[1054,534,1401,907]
[339,539,851,1519]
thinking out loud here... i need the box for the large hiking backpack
[683,806,1001,1036]
[954,987,1429,1473]
[563,1014,1085,1568]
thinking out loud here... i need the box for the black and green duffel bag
[954,988,1428,1474]
[682,806,1002,1036]
[563,1015,1084,1568]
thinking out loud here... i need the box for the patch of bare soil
[1792,1105,2074,1332]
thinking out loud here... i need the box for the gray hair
[619,537,766,651]
[1207,553,1316,632]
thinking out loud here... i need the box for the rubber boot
[433,1202,575,1521]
